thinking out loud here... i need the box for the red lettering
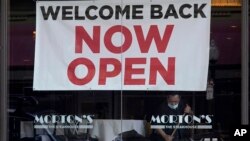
[67,58,95,85]
[149,57,175,85]
[124,58,146,85]
[72,24,176,87]
[104,25,132,54]
[99,58,121,85]
[75,26,100,53]
[134,25,174,53]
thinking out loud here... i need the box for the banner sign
[34,0,211,91]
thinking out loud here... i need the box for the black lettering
[151,5,163,19]
[40,6,60,20]
[75,6,85,20]
[86,5,98,20]
[194,4,206,18]
[132,5,143,19]
[179,4,192,19]
[115,5,130,19]
[99,5,113,20]
[62,6,73,20]
[164,4,178,19]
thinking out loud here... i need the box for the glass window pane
[6,0,248,141]
[8,1,123,141]
[121,1,244,141]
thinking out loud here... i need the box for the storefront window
[3,0,248,141]
[9,1,124,141]
[121,2,245,141]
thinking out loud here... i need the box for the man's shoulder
[178,101,186,108]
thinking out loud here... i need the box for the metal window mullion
[0,0,9,140]
[241,0,249,125]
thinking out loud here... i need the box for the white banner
[34,0,211,91]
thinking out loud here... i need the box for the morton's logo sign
[33,115,94,129]
[150,114,213,129]
[34,0,211,91]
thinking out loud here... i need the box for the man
[156,94,193,141]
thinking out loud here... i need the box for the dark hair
[167,93,181,99]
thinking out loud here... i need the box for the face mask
[168,103,178,110]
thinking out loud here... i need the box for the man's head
[167,94,181,109]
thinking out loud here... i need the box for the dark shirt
[157,101,191,140]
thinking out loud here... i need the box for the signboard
[34,0,211,91]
